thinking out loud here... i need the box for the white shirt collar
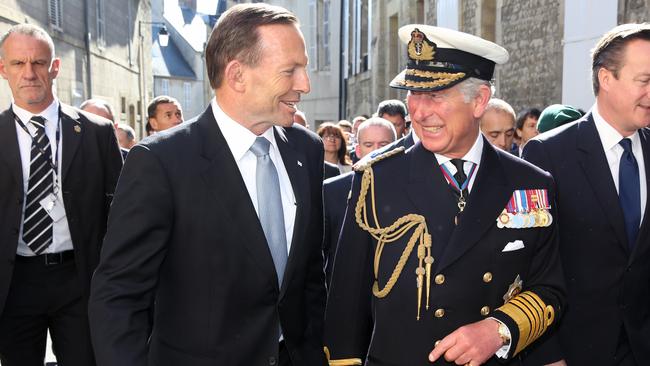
[12,99,60,126]
[434,132,484,167]
[593,102,640,152]
[210,97,281,160]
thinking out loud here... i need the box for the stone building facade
[342,0,650,118]
[0,0,154,138]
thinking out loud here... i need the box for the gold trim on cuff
[497,291,555,356]
[324,346,363,366]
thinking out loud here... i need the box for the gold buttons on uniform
[480,306,490,316]
[483,272,493,283]
[435,274,445,285]
[434,308,445,318]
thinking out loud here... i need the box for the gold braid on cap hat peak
[398,69,467,89]
[353,147,433,320]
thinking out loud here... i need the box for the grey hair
[116,123,136,141]
[484,98,516,119]
[0,24,55,59]
[356,117,397,141]
[457,77,493,103]
[80,98,115,122]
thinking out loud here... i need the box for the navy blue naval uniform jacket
[324,137,566,366]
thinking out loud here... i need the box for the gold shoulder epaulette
[353,146,405,172]
[352,144,432,320]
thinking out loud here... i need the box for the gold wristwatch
[497,321,511,345]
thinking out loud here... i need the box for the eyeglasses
[322,134,340,141]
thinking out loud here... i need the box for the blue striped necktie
[22,116,55,254]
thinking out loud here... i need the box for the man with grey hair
[325,25,565,366]
[80,98,115,123]
[89,3,327,366]
[479,98,516,152]
[115,123,137,150]
[523,23,650,366]
[80,98,132,160]
[0,23,122,365]
[322,117,396,284]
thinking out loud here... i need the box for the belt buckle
[44,252,63,265]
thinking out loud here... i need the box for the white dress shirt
[593,103,647,224]
[435,132,483,193]
[14,100,73,256]
[211,98,296,253]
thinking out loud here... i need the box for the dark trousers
[0,253,95,366]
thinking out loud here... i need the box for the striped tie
[22,116,55,254]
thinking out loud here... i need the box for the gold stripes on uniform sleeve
[496,291,555,355]
[324,347,363,366]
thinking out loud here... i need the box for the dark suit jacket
[89,106,328,366]
[322,172,353,284]
[323,161,341,180]
[324,138,565,366]
[0,103,122,315]
[522,115,650,365]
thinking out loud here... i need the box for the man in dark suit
[522,23,650,366]
[89,4,328,366]
[0,24,122,366]
[324,25,565,366]
[323,117,396,284]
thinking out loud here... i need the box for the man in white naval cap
[324,25,565,366]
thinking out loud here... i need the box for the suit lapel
[0,109,23,188]
[437,140,510,272]
[198,107,278,288]
[59,104,82,183]
[576,116,629,251]
[405,144,458,261]
[274,128,310,298]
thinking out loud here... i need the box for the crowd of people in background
[1,3,649,366]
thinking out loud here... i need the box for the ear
[598,67,613,94]
[49,58,61,79]
[224,60,246,93]
[0,58,7,80]
[472,84,492,119]
[149,117,159,131]
[355,144,361,158]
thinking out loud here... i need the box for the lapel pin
[297,160,303,167]
[74,125,81,133]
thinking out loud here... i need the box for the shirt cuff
[489,317,512,359]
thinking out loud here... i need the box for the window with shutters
[48,0,63,30]
[308,0,318,71]
[97,0,106,47]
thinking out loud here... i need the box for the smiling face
[240,23,310,133]
[598,38,650,136]
[0,32,59,113]
[407,82,490,158]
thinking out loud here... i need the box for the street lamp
[137,20,169,138]
[140,21,170,47]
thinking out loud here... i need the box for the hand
[428,319,503,365]
[545,361,567,366]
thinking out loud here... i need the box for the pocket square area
[503,240,525,252]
